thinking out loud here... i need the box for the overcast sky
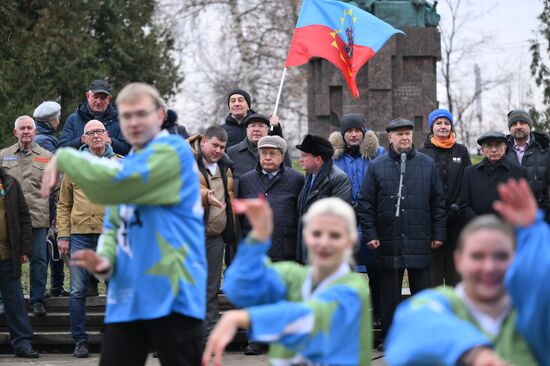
[436,0,544,131]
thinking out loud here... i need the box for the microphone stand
[395,152,407,217]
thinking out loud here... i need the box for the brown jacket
[187,135,236,246]
[56,151,122,238]
[0,141,52,228]
[0,168,33,277]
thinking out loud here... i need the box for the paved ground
[0,351,386,365]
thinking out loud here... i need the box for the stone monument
[307,0,441,147]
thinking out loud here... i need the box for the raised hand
[493,178,537,227]
[70,249,110,274]
[41,155,59,198]
[202,310,250,366]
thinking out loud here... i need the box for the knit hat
[258,135,287,154]
[243,113,270,128]
[428,109,453,130]
[340,113,365,136]
[296,134,334,161]
[227,88,251,109]
[33,101,61,122]
[507,109,532,129]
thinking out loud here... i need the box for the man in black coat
[0,167,39,358]
[296,134,352,264]
[357,118,446,346]
[221,88,285,149]
[504,109,549,215]
[238,136,304,261]
[459,131,528,222]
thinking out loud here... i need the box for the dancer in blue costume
[202,197,372,366]
[386,178,550,366]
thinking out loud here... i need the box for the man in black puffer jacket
[504,109,549,216]
[357,118,446,346]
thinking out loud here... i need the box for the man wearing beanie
[504,109,550,213]
[296,134,352,264]
[328,113,385,326]
[221,88,285,149]
[357,118,446,349]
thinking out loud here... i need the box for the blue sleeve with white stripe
[506,211,550,366]
[385,289,490,366]
[223,237,286,308]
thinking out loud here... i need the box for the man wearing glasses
[41,83,205,365]
[60,80,130,155]
[56,120,122,358]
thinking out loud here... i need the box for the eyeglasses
[84,129,106,136]
[120,108,158,122]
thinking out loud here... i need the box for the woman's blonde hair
[456,214,515,251]
[302,197,358,243]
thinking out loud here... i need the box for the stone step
[0,312,105,331]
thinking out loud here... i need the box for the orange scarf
[431,133,456,149]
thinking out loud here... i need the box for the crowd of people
[0,80,548,366]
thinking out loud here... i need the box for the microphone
[400,152,407,174]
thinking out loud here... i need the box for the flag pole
[271,67,287,131]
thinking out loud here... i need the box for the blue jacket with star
[55,131,206,323]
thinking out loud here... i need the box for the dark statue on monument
[307,0,441,147]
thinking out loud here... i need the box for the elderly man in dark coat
[357,118,446,348]
[459,131,528,222]
[238,136,304,261]
[227,114,291,194]
[296,134,352,264]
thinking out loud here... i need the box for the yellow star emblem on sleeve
[146,233,195,295]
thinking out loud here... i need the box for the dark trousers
[205,235,224,337]
[100,313,203,366]
[380,267,430,340]
[430,245,460,287]
[0,260,34,351]
[367,267,382,320]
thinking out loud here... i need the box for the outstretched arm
[223,198,287,307]
[494,178,550,366]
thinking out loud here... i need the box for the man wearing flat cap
[504,109,550,214]
[60,80,130,155]
[357,118,446,348]
[221,88,285,149]
[238,135,304,261]
[458,131,527,222]
[296,134,352,264]
[227,113,291,194]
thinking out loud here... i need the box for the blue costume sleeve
[223,237,287,308]
[385,289,491,366]
[247,285,367,365]
[506,210,550,366]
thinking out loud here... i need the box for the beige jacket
[0,142,52,228]
[56,153,121,238]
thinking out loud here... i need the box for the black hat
[340,113,365,135]
[296,134,334,161]
[166,109,178,124]
[477,131,507,146]
[386,118,414,132]
[507,109,532,129]
[227,88,251,109]
[89,80,112,96]
[243,113,270,128]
